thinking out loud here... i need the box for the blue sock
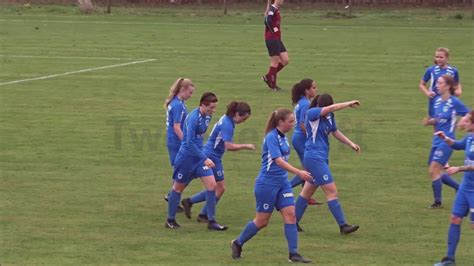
[237,221,260,246]
[295,196,309,222]
[167,190,181,220]
[206,190,216,221]
[327,199,347,226]
[200,197,220,216]
[190,190,207,204]
[432,178,442,203]
[441,174,459,191]
[284,224,298,254]
[446,223,461,259]
[290,176,304,188]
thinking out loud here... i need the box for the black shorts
[265,39,287,56]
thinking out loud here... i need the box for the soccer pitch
[1,5,473,265]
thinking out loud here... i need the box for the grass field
[1,4,473,265]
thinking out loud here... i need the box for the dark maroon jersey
[264,5,281,40]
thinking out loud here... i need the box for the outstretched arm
[332,130,360,152]
[320,100,360,117]
[447,165,474,175]
[225,142,255,151]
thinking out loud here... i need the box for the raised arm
[332,130,360,152]
[320,100,360,117]
[225,142,255,151]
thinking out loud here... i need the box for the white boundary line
[0,54,138,60]
[0,19,470,30]
[0,59,156,86]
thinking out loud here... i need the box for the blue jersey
[256,128,291,186]
[166,96,187,144]
[293,96,310,135]
[432,96,469,147]
[452,134,474,192]
[204,115,235,160]
[177,107,212,162]
[422,64,459,96]
[304,107,337,161]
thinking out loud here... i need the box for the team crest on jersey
[205,119,209,126]
[443,105,449,112]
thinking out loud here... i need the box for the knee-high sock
[295,196,309,222]
[237,221,260,246]
[432,178,442,203]
[266,66,278,87]
[290,176,304,188]
[190,190,207,204]
[206,190,216,221]
[200,197,220,216]
[276,62,285,73]
[284,223,298,254]
[327,199,347,226]
[167,190,181,220]
[446,223,461,259]
[441,173,459,191]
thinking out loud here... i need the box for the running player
[433,110,474,266]
[288,79,321,205]
[294,94,361,234]
[164,78,194,211]
[181,101,256,223]
[423,75,469,209]
[419,47,462,117]
[165,92,227,231]
[261,0,288,91]
[231,108,312,263]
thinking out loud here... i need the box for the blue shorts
[291,133,306,164]
[255,181,294,213]
[451,189,474,223]
[172,155,214,184]
[167,142,181,166]
[212,158,225,182]
[303,157,333,186]
[428,143,453,166]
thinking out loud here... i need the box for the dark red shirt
[264,5,281,40]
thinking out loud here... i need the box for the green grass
[1,4,473,265]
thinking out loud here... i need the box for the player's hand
[446,166,460,175]
[351,143,361,153]
[297,170,312,182]
[204,158,215,168]
[425,91,436,98]
[423,117,435,126]
[246,144,256,151]
[349,100,360,108]
[434,131,446,140]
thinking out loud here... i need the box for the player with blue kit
[231,108,312,263]
[434,110,474,266]
[163,78,195,208]
[181,101,256,223]
[423,75,469,209]
[294,94,361,234]
[419,47,462,117]
[165,92,227,231]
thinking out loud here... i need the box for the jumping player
[294,94,361,234]
[433,110,474,266]
[419,47,462,117]
[231,108,312,263]
[261,0,288,91]
[181,101,256,223]
[423,75,469,209]
[165,92,227,231]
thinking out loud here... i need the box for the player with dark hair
[165,92,227,231]
[181,101,256,224]
[261,0,288,91]
[433,110,474,266]
[294,94,361,234]
[231,108,312,263]
[423,75,469,209]
[419,47,462,117]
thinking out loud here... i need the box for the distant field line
[0,59,156,86]
[0,19,471,30]
[0,55,140,60]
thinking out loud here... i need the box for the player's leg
[166,178,188,229]
[428,145,455,208]
[200,174,227,230]
[295,182,318,228]
[280,205,311,263]
[198,179,225,222]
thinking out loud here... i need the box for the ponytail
[291,79,314,105]
[226,101,251,117]
[264,108,292,134]
[164,78,194,109]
